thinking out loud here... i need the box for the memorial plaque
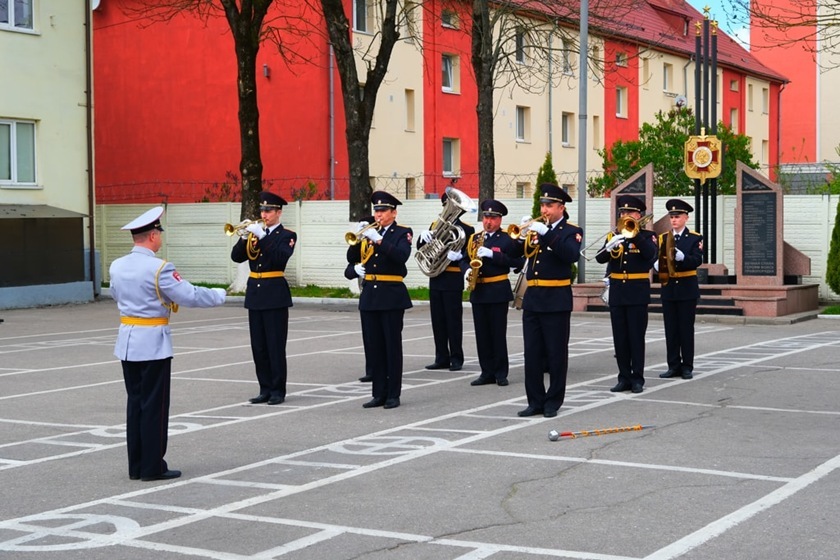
[741,193,777,275]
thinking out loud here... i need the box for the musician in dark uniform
[596,194,658,393]
[461,200,523,387]
[345,215,376,383]
[231,191,296,406]
[110,207,226,481]
[417,191,475,372]
[512,184,582,417]
[346,191,413,409]
[657,198,704,380]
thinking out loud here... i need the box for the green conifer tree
[826,197,840,296]
[533,152,558,218]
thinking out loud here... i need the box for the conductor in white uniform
[110,207,226,481]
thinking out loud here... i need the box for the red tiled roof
[504,0,787,83]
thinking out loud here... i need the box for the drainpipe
[85,0,97,297]
[329,46,335,200]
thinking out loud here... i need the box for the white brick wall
[97,195,840,301]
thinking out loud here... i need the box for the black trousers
[429,289,464,367]
[523,310,571,412]
[472,302,509,381]
[122,358,172,479]
[248,307,289,398]
[662,298,697,371]
[361,309,405,400]
[609,304,649,386]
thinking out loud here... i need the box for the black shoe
[543,409,557,418]
[449,363,463,372]
[659,369,680,379]
[141,469,181,482]
[681,368,694,380]
[358,375,373,382]
[631,384,644,394]
[248,394,270,404]
[129,474,140,481]
[362,398,385,408]
[496,379,509,386]
[425,362,449,370]
[471,377,495,386]
[517,406,543,417]
[267,396,285,405]
[383,398,400,409]
[610,382,631,392]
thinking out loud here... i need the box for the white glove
[246,223,266,240]
[518,215,532,235]
[355,221,369,233]
[211,288,227,302]
[530,221,549,236]
[354,264,365,277]
[675,248,685,262]
[476,246,493,259]
[605,234,625,252]
[603,277,610,287]
[362,227,383,243]
[447,250,462,261]
[653,260,660,272]
[419,230,433,243]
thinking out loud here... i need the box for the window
[405,89,415,131]
[403,0,419,42]
[405,177,419,199]
[1,0,33,30]
[616,87,628,117]
[561,112,574,146]
[642,58,649,88]
[442,138,459,176]
[516,182,531,198]
[592,115,601,149]
[515,106,530,142]
[353,0,371,33]
[562,183,577,200]
[0,119,36,185]
[663,62,673,92]
[561,39,573,74]
[441,9,458,28]
[441,54,458,92]
[729,108,738,133]
[761,140,769,165]
[748,84,754,111]
[762,87,769,114]
[615,52,627,67]
[729,79,739,92]
[515,29,527,64]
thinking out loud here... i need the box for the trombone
[224,219,266,237]
[345,221,381,245]
[580,213,653,261]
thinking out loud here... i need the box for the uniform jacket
[346,222,413,311]
[596,229,658,306]
[416,217,475,292]
[110,246,225,361]
[461,229,523,304]
[514,217,583,313]
[231,224,296,310]
[659,229,704,301]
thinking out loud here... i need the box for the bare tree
[316,0,402,221]
[724,0,840,65]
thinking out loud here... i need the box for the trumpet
[345,221,381,245]
[506,215,548,238]
[580,213,654,260]
[224,219,266,237]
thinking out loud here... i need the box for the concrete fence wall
[96,194,840,301]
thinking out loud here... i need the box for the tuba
[414,186,477,277]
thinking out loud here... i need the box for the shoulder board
[689,230,701,235]
[566,221,579,228]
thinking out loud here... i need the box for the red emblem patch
[575,233,582,243]
[698,240,703,251]
[406,232,413,243]
[172,271,182,282]
[289,238,295,247]
[492,246,501,252]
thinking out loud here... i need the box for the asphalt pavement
[0,298,838,559]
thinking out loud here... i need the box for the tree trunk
[472,0,496,202]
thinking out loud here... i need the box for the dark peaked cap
[480,199,508,217]
[539,183,573,204]
[666,198,693,214]
[259,191,287,208]
[371,191,402,210]
[616,194,646,214]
